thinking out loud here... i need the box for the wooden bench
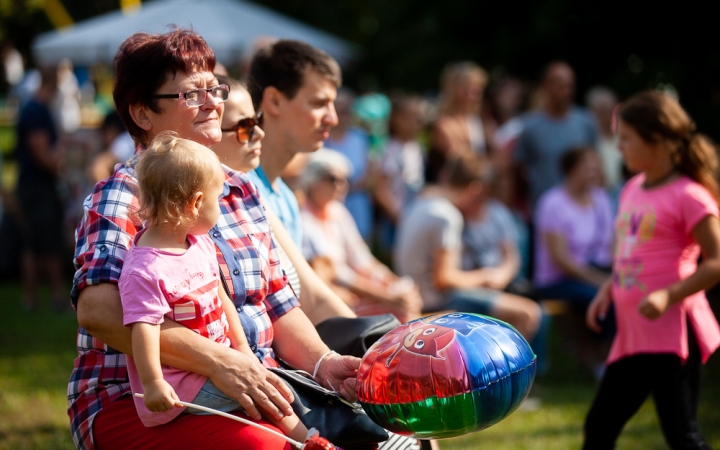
[539,299,570,316]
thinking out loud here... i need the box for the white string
[133,393,303,449]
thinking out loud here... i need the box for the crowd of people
[1,28,720,450]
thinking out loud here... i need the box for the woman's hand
[586,280,612,333]
[143,379,181,412]
[316,353,361,402]
[210,350,295,421]
[638,289,671,320]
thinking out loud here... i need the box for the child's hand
[638,289,670,319]
[143,379,181,412]
[586,282,612,333]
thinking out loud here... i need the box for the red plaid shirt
[68,163,298,450]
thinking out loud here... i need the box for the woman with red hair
[69,29,360,450]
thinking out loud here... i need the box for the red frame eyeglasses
[152,84,230,107]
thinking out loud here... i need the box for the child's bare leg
[266,412,308,442]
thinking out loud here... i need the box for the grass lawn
[1,279,719,449]
[0,282,78,449]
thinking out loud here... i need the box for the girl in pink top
[118,133,307,440]
[584,92,720,450]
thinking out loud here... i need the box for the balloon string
[133,393,303,449]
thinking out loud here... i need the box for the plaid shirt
[67,163,299,450]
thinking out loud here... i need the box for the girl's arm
[640,215,720,319]
[218,284,310,441]
[587,279,613,332]
[131,322,180,412]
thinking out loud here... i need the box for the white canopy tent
[32,0,356,67]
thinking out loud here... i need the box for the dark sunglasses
[221,111,263,143]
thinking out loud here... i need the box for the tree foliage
[3,0,719,137]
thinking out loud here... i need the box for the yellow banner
[41,0,74,30]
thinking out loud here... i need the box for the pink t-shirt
[609,174,720,364]
[118,231,231,427]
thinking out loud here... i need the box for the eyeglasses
[221,111,263,143]
[152,84,230,107]
[323,174,347,185]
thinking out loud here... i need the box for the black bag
[269,367,388,450]
[315,314,401,358]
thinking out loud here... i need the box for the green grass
[0,280,719,449]
[0,282,77,450]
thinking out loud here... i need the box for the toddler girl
[118,132,307,440]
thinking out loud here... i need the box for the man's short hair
[247,40,341,109]
[113,28,216,143]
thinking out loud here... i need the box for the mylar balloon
[356,312,536,439]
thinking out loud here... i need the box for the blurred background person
[324,88,374,242]
[395,153,542,343]
[490,76,530,212]
[514,61,598,209]
[52,59,81,135]
[86,110,134,183]
[586,85,622,189]
[534,147,614,376]
[239,35,277,81]
[373,94,427,253]
[427,61,491,183]
[461,166,531,297]
[301,148,423,323]
[534,147,613,303]
[460,160,549,373]
[1,41,24,92]
[14,66,66,311]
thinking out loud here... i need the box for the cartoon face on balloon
[357,312,537,440]
[385,313,488,366]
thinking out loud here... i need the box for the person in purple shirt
[534,147,614,376]
[534,147,613,303]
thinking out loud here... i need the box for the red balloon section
[356,312,536,439]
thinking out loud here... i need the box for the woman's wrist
[312,350,338,381]
[202,340,255,378]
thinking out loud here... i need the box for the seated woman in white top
[300,148,423,323]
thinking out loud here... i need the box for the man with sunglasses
[246,40,341,248]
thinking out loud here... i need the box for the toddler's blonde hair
[135,131,222,228]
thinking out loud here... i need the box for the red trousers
[92,396,292,449]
